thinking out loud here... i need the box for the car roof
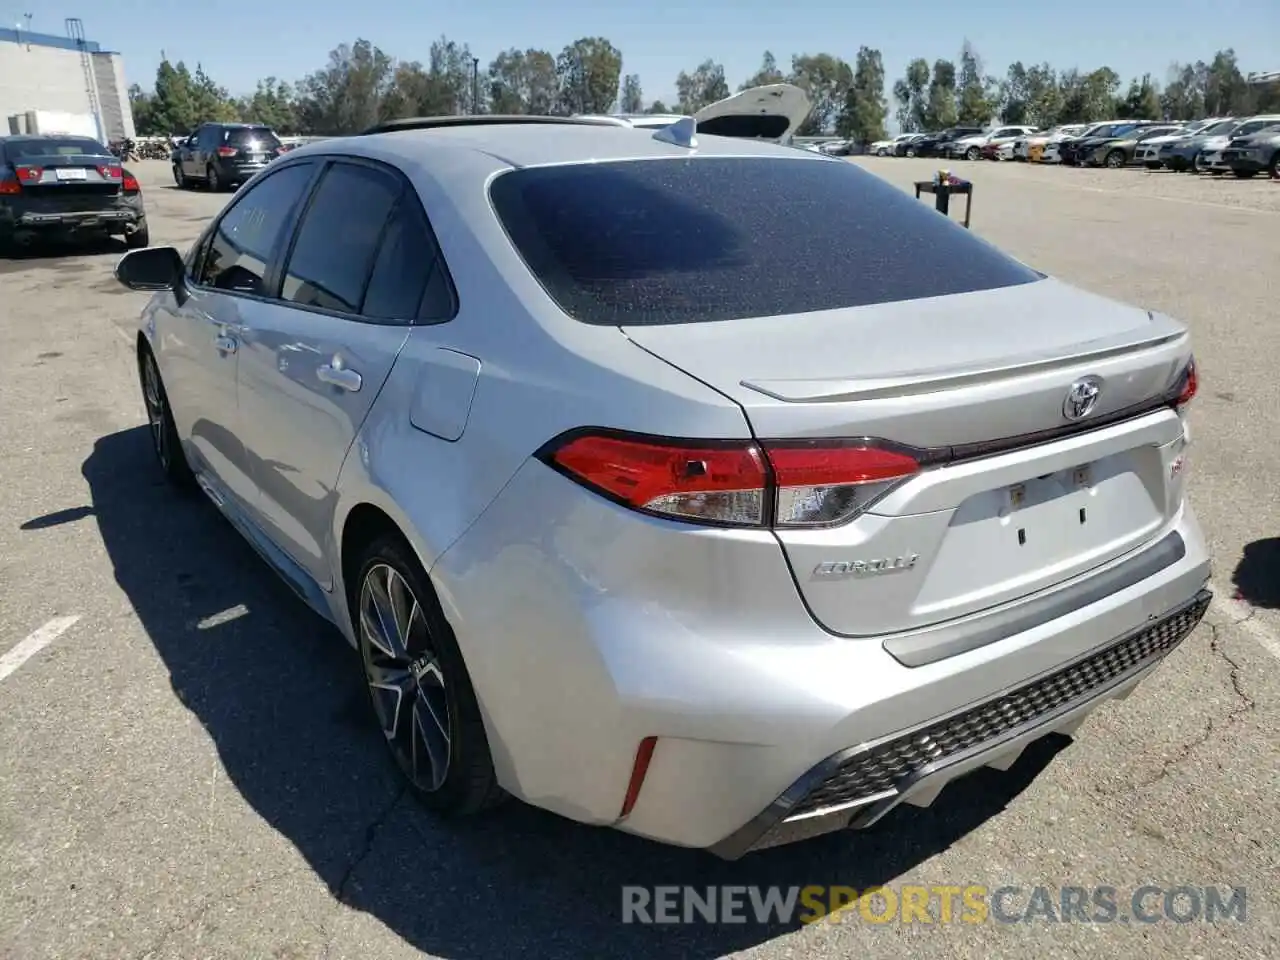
[291,119,837,171]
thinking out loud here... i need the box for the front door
[234,158,429,589]
[165,160,320,511]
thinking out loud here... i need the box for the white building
[0,24,134,142]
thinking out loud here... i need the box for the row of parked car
[868,115,1280,178]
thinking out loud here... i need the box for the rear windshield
[4,137,109,160]
[226,127,281,147]
[489,156,1042,326]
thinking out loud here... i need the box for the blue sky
[9,1,1279,111]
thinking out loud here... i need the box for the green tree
[789,53,853,135]
[236,77,298,132]
[128,84,156,135]
[1117,74,1162,119]
[925,59,958,129]
[740,51,785,90]
[555,37,624,115]
[955,41,995,124]
[1024,64,1062,127]
[837,46,887,142]
[486,49,558,115]
[675,59,730,113]
[999,61,1030,124]
[893,58,931,132]
[149,59,198,134]
[190,64,238,123]
[295,39,395,135]
[646,100,670,114]
[619,73,644,113]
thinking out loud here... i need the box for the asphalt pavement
[0,157,1277,960]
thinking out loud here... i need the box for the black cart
[914,176,973,228]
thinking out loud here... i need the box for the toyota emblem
[1063,377,1102,421]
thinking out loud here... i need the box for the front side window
[490,156,1042,327]
[198,162,315,293]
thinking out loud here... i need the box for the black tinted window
[281,162,399,313]
[227,126,281,148]
[489,157,1042,326]
[362,198,454,322]
[4,137,109,160]
[199,163,314,293]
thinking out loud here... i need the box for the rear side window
[489,157,1042,326]
[199,162,315,294]
[361,198,455,322]
[4,138,109,160]
[226,126,281,149]
[280,162,400,314]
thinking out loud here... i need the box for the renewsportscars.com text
[620,884,1248,925]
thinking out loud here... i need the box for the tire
[206,164,221,191]
[905,147,916,157]
[172,164,186,188]
[876,148,887,156]
[352,534,505,816]
[138,347,194,489]
[1270,152,1280,179]
[1232,169,1257,179]
[1104,150,1126,169]
[125,220,150,249]
[965,146,981,161]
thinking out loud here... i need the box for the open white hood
[692,83,812,142]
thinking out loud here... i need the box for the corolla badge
[1063,376,1103,421]
[813,555,919,578]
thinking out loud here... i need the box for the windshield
[3,137,110,160]
[489,156,1042,327]
[1233,119,1280,137]
[1201,120,1238,136]
[225,126,281,148]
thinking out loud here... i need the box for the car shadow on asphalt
[59,425,1071,958]
[1231,538,1280,609]
[0,235,125,265]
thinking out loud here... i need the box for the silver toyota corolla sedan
[113,114,1210,859]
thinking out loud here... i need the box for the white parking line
[1209,583,1280,660]
[0,616,81,683]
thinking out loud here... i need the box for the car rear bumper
[215,159,273,181]
[0,201,143,236]
[430,456,1212,855]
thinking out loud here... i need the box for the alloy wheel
[141,354,170,470]
[360,562,451,793]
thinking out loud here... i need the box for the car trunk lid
[623,279,1193,636]
[692,83,811,142]
[9,151,122,208]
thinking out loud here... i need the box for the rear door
[490,154,1193,638]
[2,136,124,219]
[233,157,424,589]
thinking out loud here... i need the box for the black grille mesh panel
[786,594,1210,821]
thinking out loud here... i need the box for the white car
[869,133,918,156]
[948,126,1036,161]
[1134,128,1193,167]
[1193,115,1280,172]
[1017,125,1089,162]
[581,83,811,143]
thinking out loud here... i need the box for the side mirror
[115,246,185,292]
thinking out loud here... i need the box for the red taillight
[1174,357,1197,407]
[547,433,769,525]
[97,163,123,179]
[0,177,20,195]
[216,146,238,157]
[764,441,921,527]
[542,431,920,528]
[15,165,42,183]
[122,173,140,193]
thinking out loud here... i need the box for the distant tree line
[127,36,1280,145]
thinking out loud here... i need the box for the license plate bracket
[55,168,88,181]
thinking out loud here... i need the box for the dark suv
[908,126,985,158]
[0,134,148,252]
[172,122,285,191]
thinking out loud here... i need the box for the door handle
[316,363,362,392]
[214,335,237,354]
